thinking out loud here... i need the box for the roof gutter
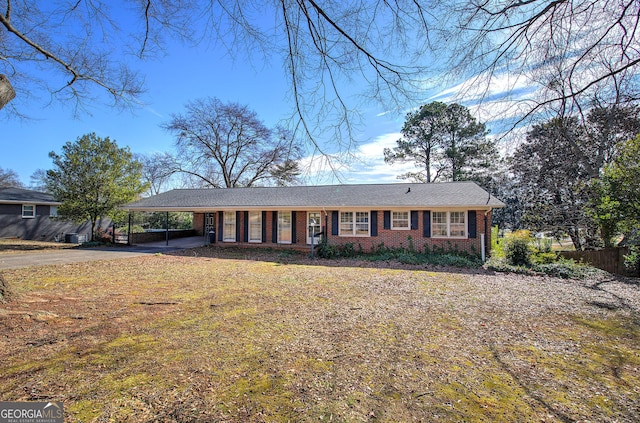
[0,200,61,206]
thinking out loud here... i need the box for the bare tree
[135,152,177,196]
[510,105,640,250]
[28,168,48,192]
[440,0,640,123]
[3,1,638,145]
[0,0,151,114]
[1,1,431,138]
[164,97,302,188]
[0,167,22,187]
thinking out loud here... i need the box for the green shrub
[532,258,600,279]
[315,239,340,259]
[504,236,533,266]
[623,245,640,275]
[531,251,558,265]
[485,255,598,279]
[339,243,356,257]
[430,253,482,267]
[117,225,145,234]
[486,229,600,279]
[534,236,553,253]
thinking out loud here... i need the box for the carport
[121,208,207,247]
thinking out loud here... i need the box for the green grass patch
[0,253,637,422]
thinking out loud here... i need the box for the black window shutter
[243,211,249,242]
[272,211,278,243]
[218,211,224,241]
[371,211,378,236]
[468,210,477,238]
[331,211,339,235]
[383,211,391,229]
[262,211,267,242]
[423,211,431,238]
[411,211,419,230]
[235,211,241,241]
[291,211,297,243]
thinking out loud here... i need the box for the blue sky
[2,34,414,187]
[1,5,535,189]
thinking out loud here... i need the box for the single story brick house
[0,187,107,242]
[124,182,504,258]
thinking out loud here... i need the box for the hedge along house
[124,182,504,259]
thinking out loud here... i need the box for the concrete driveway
[0,236,207,270]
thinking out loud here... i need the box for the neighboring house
[124,182,504,257]
[0,187,106,241]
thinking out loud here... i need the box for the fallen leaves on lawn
[0,248,638,422]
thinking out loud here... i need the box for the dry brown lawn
[0,238,76,254]
[0,247,638,422]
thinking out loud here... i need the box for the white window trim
[431,210,467,239]
[223,211,236,242]
[307,211,322,245]
[22,204,35,219]
[278,211,292,244]
[248,211,262,243]
[339,210,370,237]
[391,210,410,230]
[49,205,58,217]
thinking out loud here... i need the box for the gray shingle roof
[0,187,60,205]
[125,182,504,211]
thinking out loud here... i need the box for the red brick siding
[193,212,205,235]
[324,209,488,256]
[191,209,492,256]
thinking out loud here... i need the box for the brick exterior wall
[323,209,489,256]
[130,229,197,244]
[193,213,205,235]
[191,209,493,256]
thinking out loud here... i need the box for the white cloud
[300,68,544,185]
[299,132,418,184]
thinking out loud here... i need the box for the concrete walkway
[0,236,207,270]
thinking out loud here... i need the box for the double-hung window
[278,211,292,243]
[432,211,466,238]
[391,211,409,230]
[223,211,236,242]
[340,212,353,235]
[248,211,262,243]
[339,211,370,236]
[22,204,35,218]
[449,211,466,237]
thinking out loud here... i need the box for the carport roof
[124,182,504,212]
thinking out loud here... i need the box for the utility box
[65,233,88,244]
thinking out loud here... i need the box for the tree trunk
[0,75,16,110]
[567,226,583,251]
[425,151,431,183]
[90,217,97,242]
[0,273,12,303]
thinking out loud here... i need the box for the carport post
[165,211,169,246]
[127,212,132,245]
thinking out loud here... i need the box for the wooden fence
[559,247,637,277]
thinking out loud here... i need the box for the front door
[307,212,322,244]
[205,213,215,230]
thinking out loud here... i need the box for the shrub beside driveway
[0,248,638,422]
